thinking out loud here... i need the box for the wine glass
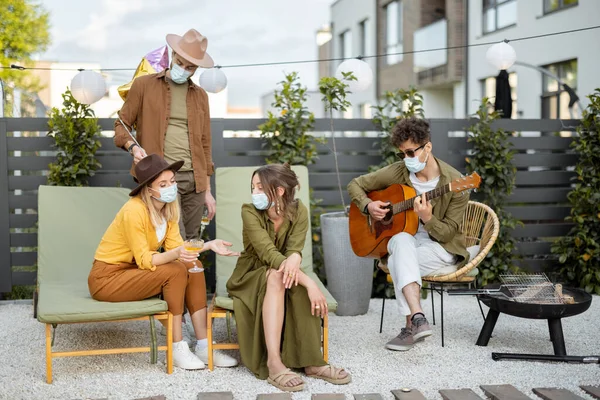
[200,207,210,238]
[185,239,204,273]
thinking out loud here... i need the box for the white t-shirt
[409,172,440,235]
[156,219,167,243]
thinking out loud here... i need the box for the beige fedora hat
[166,29,214,68]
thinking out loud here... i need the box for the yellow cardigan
[94,197,183,271]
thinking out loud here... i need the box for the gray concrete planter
[320,211,373,316]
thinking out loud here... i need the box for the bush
[466,98,521,286]
[47,89,101,186]
[551,89,600,294]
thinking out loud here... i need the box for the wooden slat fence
[0,118,580,293]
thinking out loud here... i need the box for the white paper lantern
[70,70,106,105]
[335,58,373,92]
[199,67,228,93]
[486,41,517,70]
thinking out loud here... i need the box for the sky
[38,0,334,108]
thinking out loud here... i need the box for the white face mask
[405,151,429,173]
[150,184,178,203]
[252,193,272,210]
[170,64,192,84]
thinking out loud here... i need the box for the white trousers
[386,230,457,316]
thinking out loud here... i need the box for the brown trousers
[88,259,207,316]
[176,170,206,241]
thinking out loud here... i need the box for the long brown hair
[252,163,300,220]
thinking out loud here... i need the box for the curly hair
[390,117,431,148]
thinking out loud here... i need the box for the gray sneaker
[412,315,433,341]
[385,327,415,351]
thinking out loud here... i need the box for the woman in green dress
[226,164,351,392]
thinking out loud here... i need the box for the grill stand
[476,309,567,356]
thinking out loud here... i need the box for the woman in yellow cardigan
[88,154,239,370]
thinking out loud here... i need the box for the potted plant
[318,73,373,316]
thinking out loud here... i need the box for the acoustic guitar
[348,172,481,259]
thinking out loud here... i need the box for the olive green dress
[226,200,327,379]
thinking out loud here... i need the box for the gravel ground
[0,295,598,400]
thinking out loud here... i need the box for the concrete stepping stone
[440,389,485,400]
[134,397,166,400]
[311,395,346,400]
[392,389,427,400]
[533,388,586,400]
[580,386,600,400]
[354,394,384,400]
[481,384,532,400]
[198,392,234,400]
[257,394,292,400]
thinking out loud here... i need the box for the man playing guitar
[348,118,471,351]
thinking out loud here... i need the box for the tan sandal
[306,365,351,385]
[267,368,305,392]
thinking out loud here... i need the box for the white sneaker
[172,341,205,370]
[195,346,238,368]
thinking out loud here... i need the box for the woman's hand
[306,282,328,318]
[207,239,240,257]
[175,245,199,263]
[278,253,301,289]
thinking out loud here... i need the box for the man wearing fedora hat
[114,28,216,242]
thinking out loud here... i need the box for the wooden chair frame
[44,312,173,384]
[380,201,500,346]
[207,295,329,371]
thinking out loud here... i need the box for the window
[482,0,517,34]
[481,72,518,118]
[385,1,403,65]
[339,30,352,62]
[544,0,578,13]
[359,19,368,56]
[542,59,578,119]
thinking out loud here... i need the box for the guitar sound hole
[380,206,393,226]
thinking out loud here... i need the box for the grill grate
[499,273,565,304]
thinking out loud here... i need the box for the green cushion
[37,186,168,323]
[214,166,337,312]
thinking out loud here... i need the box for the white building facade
[330,0,378,118]
[467,0,600,119]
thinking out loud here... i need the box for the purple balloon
[145,45,169,72]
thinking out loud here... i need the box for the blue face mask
[151,184,178,203]
[405,151,429,173]
[252,193,272,210]
[170,64,192,84]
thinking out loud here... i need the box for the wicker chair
[379,201,500,347]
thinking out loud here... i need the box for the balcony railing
[413,18,448,73]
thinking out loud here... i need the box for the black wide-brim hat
[129,154,184,196]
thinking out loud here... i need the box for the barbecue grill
[450,273,594,362]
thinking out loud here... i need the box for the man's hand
[413,193,433,223]
[205,190,216,220]
[367,200,391,221]
[132,146,147,165]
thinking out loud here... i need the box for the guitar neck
[392,184,451,214]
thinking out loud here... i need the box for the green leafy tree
[465,98,521,285]
[0,0,50,115]
[551,89,600,294]
[371,87,424,171]
[258,72,319,164]
[318,72,354,214]
[47,90,102,187]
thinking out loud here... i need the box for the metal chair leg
[380,283,387,333]
[430,285,436,325]
[440,283,445,347]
